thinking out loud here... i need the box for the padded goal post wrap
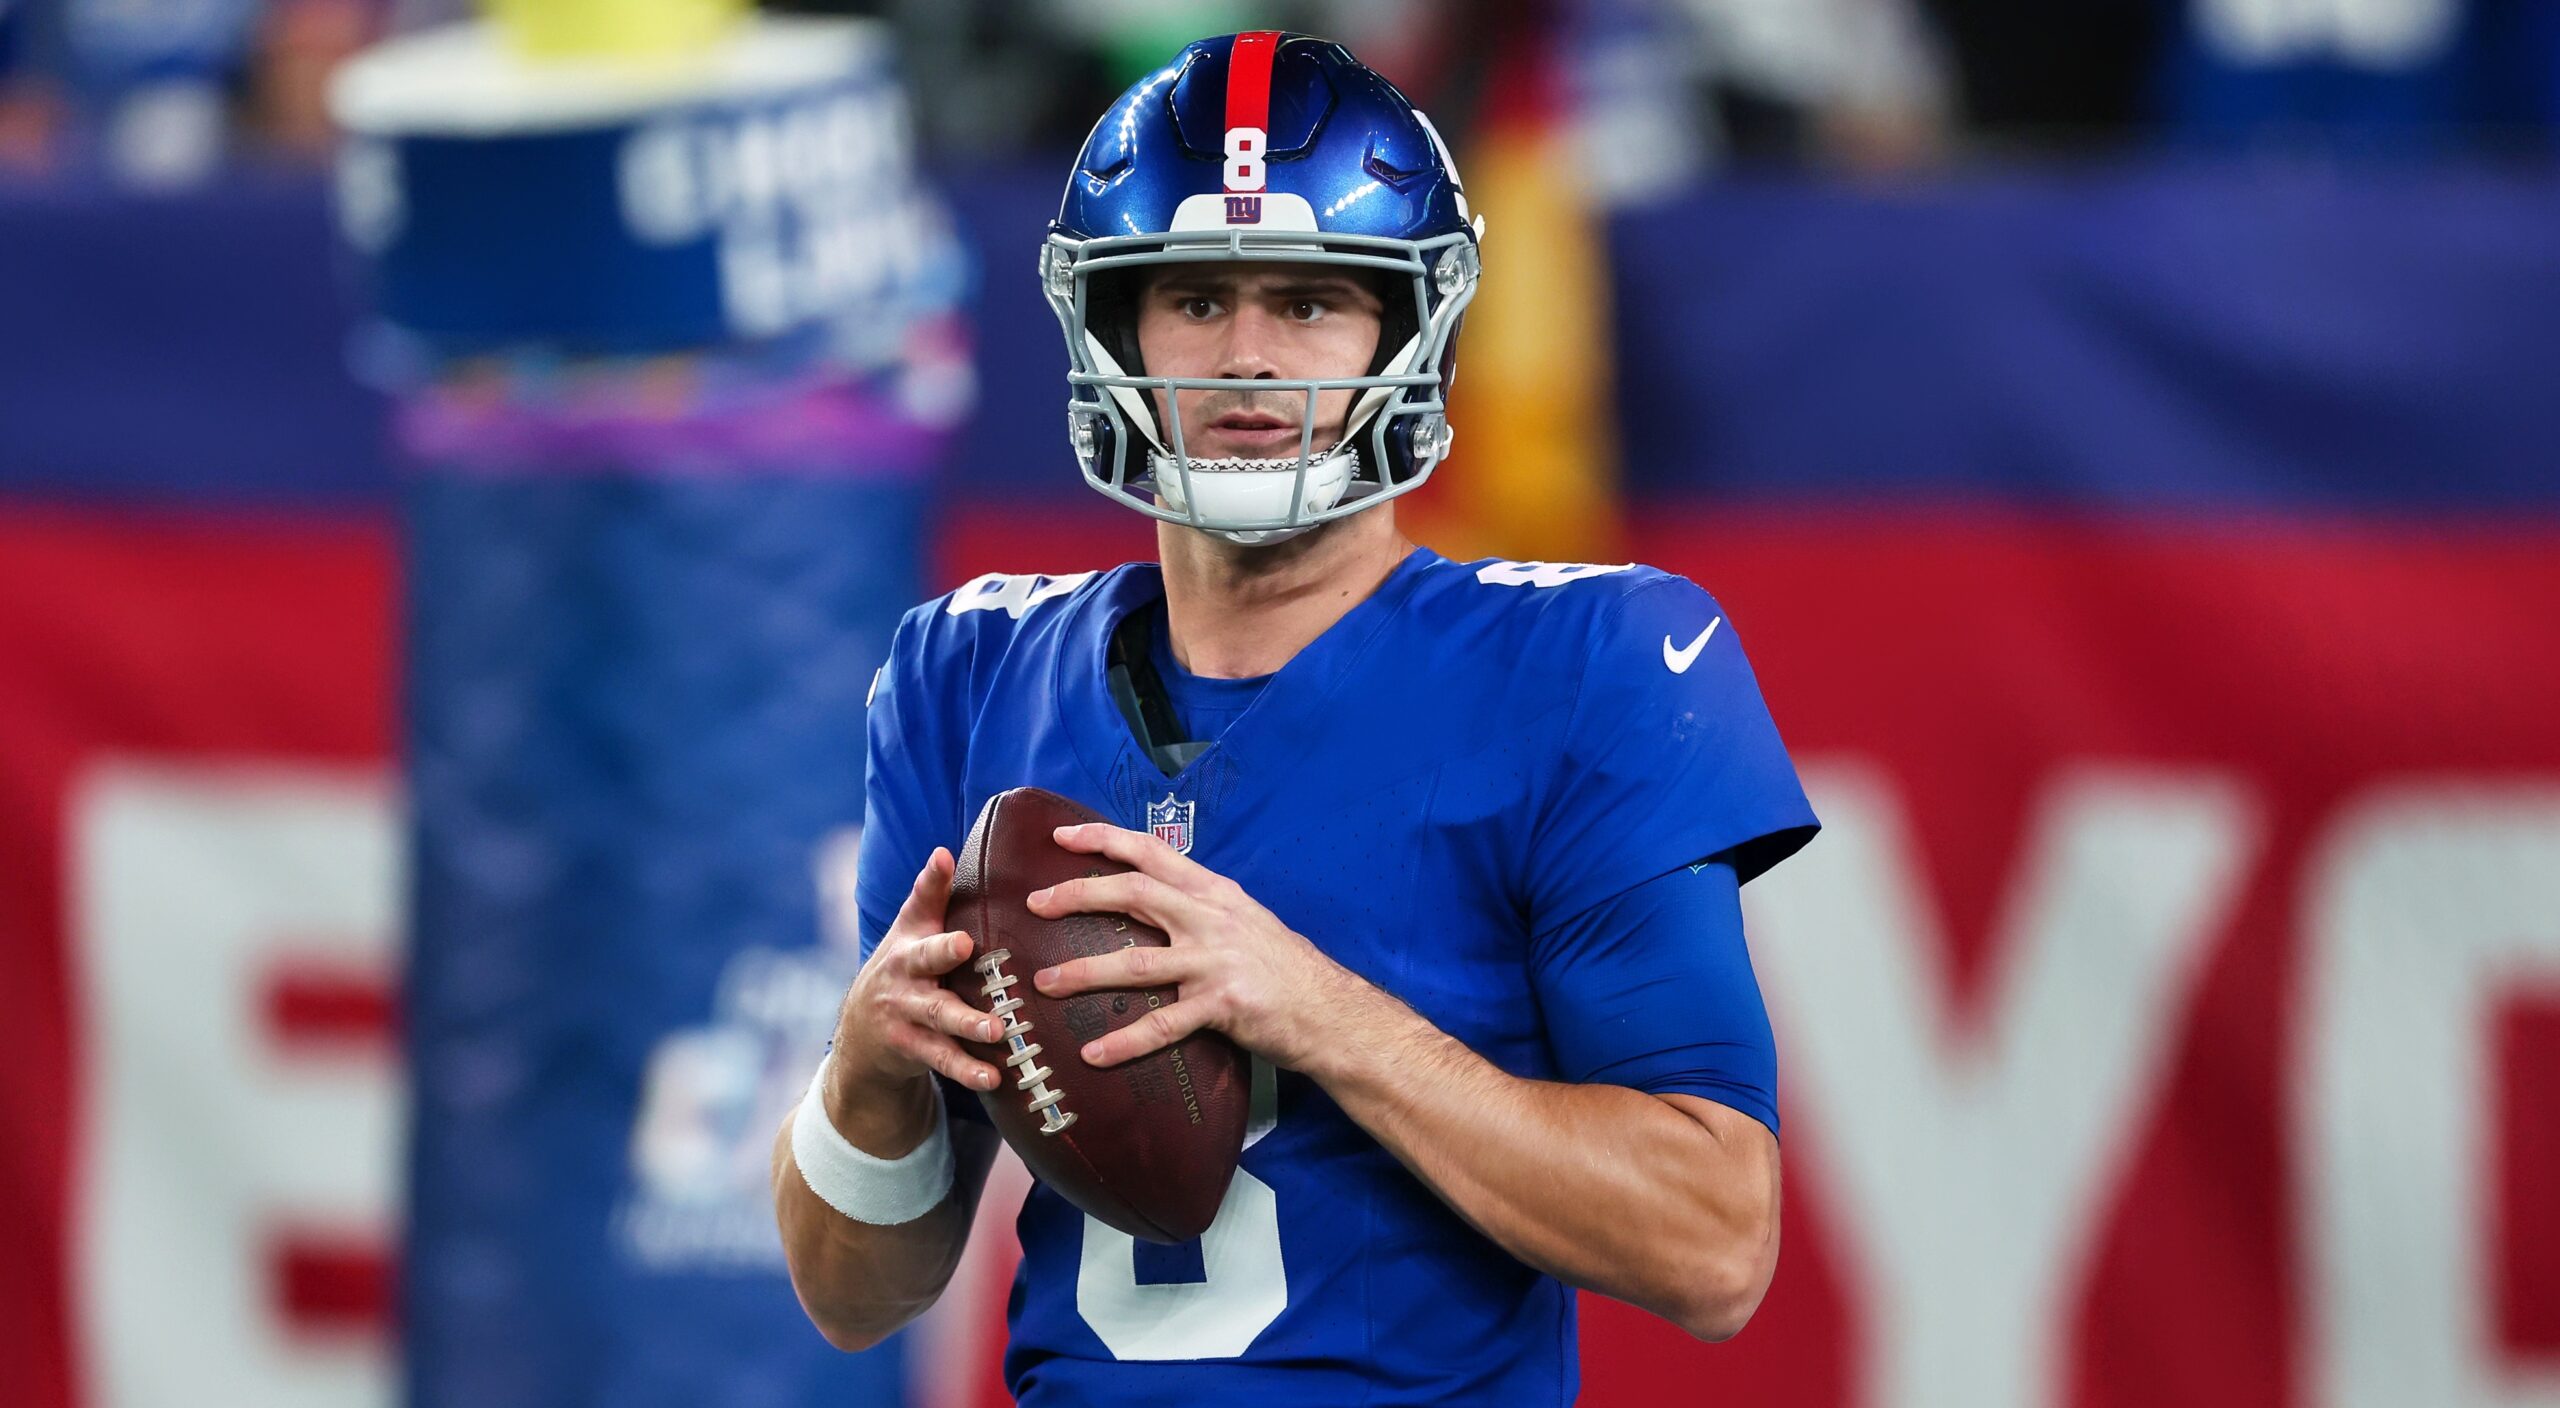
[357,17,966,1408]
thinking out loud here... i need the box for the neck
[1156,507,1415,679]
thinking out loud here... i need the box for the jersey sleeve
[854,602,967,964]
[1533,861,1778,1136]
[851,602,992,1123]
[1526,575,1816,931]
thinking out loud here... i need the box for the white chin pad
[1150,446,1358,544]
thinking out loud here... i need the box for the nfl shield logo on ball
[1148,793,1196,854]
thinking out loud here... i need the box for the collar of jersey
[1056,545,1446,797]
[1144,598,1274,717]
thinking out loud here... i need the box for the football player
[775,32,1817,1404]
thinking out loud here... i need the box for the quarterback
[775,32,1817,1404]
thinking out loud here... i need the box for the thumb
[888,847,955,937]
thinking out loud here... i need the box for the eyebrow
[1266,276,1376,302]
[1153,271,1376,303]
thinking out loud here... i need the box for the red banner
[15,501,2560,1407]
[0,508,396,1408]
[1587,508,2560,1408]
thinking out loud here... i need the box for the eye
[1181,297,1221,319]
[1288,300,1326,322]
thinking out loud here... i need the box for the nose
[1212,301,1287,381]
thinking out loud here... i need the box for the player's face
[1134,263,1385,462]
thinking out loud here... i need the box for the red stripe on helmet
[1225,30,1280,147]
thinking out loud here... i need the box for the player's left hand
[1027,822,1364,1072]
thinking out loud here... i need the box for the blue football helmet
[1043,32,1484,545]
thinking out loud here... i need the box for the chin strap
[1144,448,1358,476]
[1145,443,1365,546]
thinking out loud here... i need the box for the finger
[899,927,976,978]
[1026,869,1202,932]
[902,985,1004,1045]
[1034,942,1199,998]
[1052,823,1219,893]
[1080,997,1218,1069]
[889,847,956,936]
[892,1028,1003,1091]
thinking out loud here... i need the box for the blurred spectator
[1569,0,1952,205]
[57,0,265,183]
[0,0,376,180]
[1922,0,2166,147]
[1036,0,1451,92]
[761,0,1467,161]
[249,0,369,158]
[759,0,1122,160]
[1687,0,1953,171]
[5,0,2557,183]
[0,0,64,171]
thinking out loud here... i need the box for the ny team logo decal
[1148,793,1196,855]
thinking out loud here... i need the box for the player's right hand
[828,848,1006,1098]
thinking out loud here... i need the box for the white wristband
[791,1056,955,1227]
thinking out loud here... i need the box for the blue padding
[403,472,922,1408]
[9,163,2560,514]
[1608,162,2560,515]
[0,173,390,508]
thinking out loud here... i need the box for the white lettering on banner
[2302,787,2560,1408]
[616,827,865,1270]
[333,140,402,253]
[618,88,941,339]
[1745,763,2257,1408]
[73,762,401,1408]
[621,92,912,244]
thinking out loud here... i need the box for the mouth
[1200,413,1304,455]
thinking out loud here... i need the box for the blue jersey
[855,548,1816,1405]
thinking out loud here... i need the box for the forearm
[1304,985,1780,1340]
[770,1070,987,1351]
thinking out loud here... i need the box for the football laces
[976,948,1075,1135]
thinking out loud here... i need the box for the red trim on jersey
[1225,31,1279,145]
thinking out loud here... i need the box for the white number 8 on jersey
[1075,1059,1285,1358]
[1475,559,1635,590]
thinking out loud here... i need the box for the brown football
[940,786,1247,1243]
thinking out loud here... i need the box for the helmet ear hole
[1085,266,1151,379]
[1357,266,1416,378]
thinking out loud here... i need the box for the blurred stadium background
[4,0,2559,1405]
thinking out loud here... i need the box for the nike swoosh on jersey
[1663,618,1722,674]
